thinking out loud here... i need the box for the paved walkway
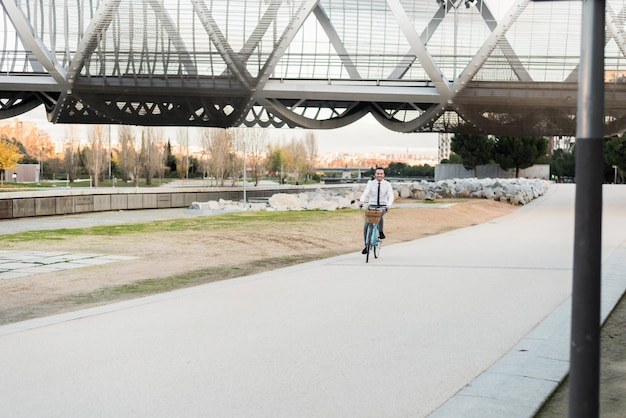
[0,184,625,418]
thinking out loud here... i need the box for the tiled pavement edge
[428,244,626,418]
[0,251,137,279]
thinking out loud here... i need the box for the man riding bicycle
[359,167,394,254]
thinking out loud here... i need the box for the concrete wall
[0,187,301,220]
[435,164,550,182]
[0,199,12,218]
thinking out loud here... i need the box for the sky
[19,106,440,157]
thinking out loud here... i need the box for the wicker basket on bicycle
[364,208,383,224]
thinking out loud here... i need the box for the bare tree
[243,128,268,186]
[141,127,165,186]
[155,147,168,181]
[230,128,245,186]
[63,125,79,183]
[131,133,143,186]
[84,125,108,187]
[116,125,136,182]
[285,137,307,183]
[175,127,190,179]
[199,128,213,183]
[304,132,318,181]
[209,129,232,186]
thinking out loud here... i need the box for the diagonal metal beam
[191,0,253,89]
[72,0,199,78]
[252,0,320,90]
[67,0,122,84]
[606,4,626,63]
[237,1,282,62]
[313,3,361,79]
[451,0,528,96]
[388,3,448,80]
[566,3,626,83]
[386,0,451,99]
[387,0,530,83]
[145,0,197,76]
[475,0,532,82]
[0,0,68,87]
[239,0,320,124]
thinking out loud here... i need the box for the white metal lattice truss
[2,0,626,136]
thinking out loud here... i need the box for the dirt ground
[0,198,624,416]
[0,199,516,321]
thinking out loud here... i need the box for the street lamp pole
[108,125,112,181]
[531,1,606,416]
[569,1,605,417]
[243,139,247,205]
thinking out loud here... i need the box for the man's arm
[385,181,394,208]
[359,181,372,205]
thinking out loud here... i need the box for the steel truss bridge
[2,0,626,137]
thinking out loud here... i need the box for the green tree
[386,162,407,177]
[549,147,575,180]
[450,133,493,176]
[165,140,177,174]
[385,162,434,178]
[267,144,286,183]
[493,136,548,178]
[283,137,307,183]
[0,136,23,184]
[0,134,36,164]
[605,135,626,183]
[441,152,463,165]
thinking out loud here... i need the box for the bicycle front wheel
[373,239,381,258]
[365,224,373,263]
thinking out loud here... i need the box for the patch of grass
[0,253,332,325]
[0,210,357,242]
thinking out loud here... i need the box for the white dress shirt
[360,179,394,207]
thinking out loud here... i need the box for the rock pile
[189,189,359,212]
[189,178,552,212]
[396,178,552,206]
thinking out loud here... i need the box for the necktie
[377,182,380,206]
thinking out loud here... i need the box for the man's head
[375,167,385,181]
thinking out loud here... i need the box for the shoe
[361,247,367,254]
[379,232,386,239]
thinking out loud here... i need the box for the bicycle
[362,206,385,263]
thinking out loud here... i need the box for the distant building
[3,164,40,182]
[550,136,575,154]
[438,132,451,162]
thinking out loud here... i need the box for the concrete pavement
[0,183,625,417]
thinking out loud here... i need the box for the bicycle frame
[369,223,379,246]
[363,207,384,263]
